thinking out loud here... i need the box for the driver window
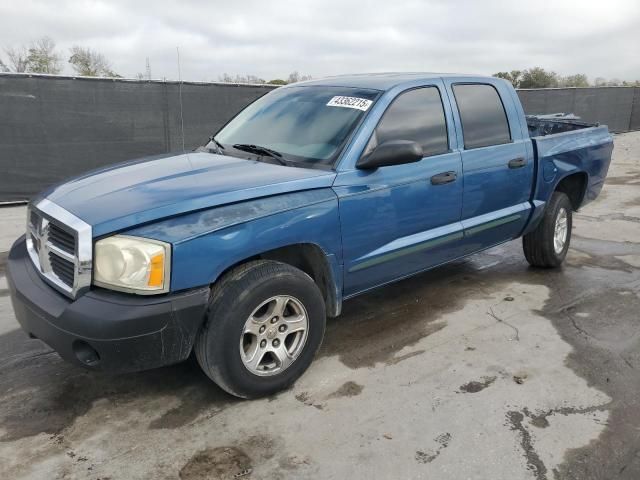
[364,87,449,158]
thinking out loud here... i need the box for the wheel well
[217,244,340,318]
[555,172,588,211]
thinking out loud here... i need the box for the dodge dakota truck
[7,73,613,398]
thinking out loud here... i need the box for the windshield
[213,86,381,168]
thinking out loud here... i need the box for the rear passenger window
[452,84,511,149]
[366,87,448,158]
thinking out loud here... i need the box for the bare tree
[218,73,266,84]
[245,74,265,84]
[286,71,312,84]
[219,73,233,82]
[26,37,61,74]
[287,71,300,83]
[5,45,30,72]
[68,46,118,77]
[0,58,8,72]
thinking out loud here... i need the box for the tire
[523,191,573,268]
[195,260,326,399]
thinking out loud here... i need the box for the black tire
[523,191,573,268]
[195,260,326,399]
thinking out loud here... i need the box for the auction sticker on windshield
[326,96,373,111]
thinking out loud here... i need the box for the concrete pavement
[1,131,639,479]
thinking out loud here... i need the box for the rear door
[334,81,464,297]
[443,80,534,250]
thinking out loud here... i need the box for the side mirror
[356,140,423,169]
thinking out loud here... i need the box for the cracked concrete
[0,131,639,479]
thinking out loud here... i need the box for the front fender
[125,189,342,292]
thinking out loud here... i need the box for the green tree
[493,70,522,88]
[267,79,287,85]
[68,46,118,77]
[26,37,61,74]
[519,67,559,88]
[560,74,589,87]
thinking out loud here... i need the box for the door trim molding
[348,202,531,273]
[349,230,463,272]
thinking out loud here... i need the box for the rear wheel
[523,191,573,268]
[195,260,326,398]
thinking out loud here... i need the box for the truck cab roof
[292,72,485,91]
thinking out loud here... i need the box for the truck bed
[526,113,597,137]
[528,113,614,210]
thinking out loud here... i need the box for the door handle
[430,171,457,185]
[508,157,526,169]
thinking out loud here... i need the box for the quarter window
[452,84,511,149]
[366,87,449,158]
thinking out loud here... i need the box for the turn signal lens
[147,253,165,288]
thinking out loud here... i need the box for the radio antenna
[176,46,186,154]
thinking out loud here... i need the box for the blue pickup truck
[7,73,613,398]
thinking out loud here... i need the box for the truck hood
[44,152,336,236]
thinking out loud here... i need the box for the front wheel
[523,191,573,268]
[195,260,326,399]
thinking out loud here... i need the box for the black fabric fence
[0,74,638,202]
[0,74,276,202]
[517,87,640,133]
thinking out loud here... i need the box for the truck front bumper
[7,236,209,373]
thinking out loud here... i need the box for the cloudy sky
[1,0,639,82]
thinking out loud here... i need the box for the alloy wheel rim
[554,208,568,254]
[239,295,309,376]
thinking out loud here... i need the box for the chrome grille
[26,199,93,299]
[48,223,76,253]
[49,251,75,286]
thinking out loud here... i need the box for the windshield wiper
[207,136,225,154]
[232,144,288,166]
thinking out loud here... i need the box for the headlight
[94,235,171,294]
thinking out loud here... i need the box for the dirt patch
[278,455,312,470]
[506,411,548,480]
[180,447,252,480]
[149,387,229,430]
[605,172,640,186]
[0,332,233,442]
[622,195,640,209]
[328,381,363,398]
[319,256,503,369]
[294,391,324,410]
[458,376,496,394]
[415,433,452,464]
[179,434,300,479]
[540,285,640,479]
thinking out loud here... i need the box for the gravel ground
[0,131,639,480]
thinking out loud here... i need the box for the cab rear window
[452,84,511,149]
